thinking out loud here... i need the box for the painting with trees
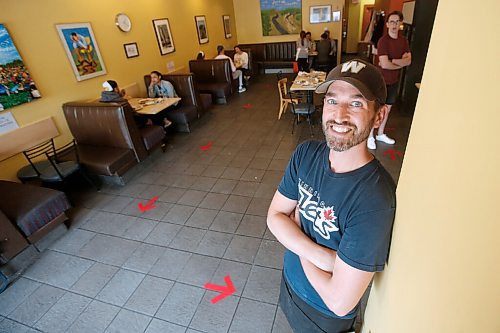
[260,0,302,36]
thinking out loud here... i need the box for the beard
[323,117,375,152]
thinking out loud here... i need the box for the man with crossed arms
[268,59,396,332]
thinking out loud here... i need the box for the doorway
[361,4,375,41]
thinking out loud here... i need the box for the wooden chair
[278,78,299,120]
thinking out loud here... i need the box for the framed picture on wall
[332,10,341,22]
[152,18,175,55]
[195,15,209,44]
[223,15,232,39]
[55,22,107,81]
[310,5,332,23]
[123,42,139,58]
[0,24,42,110]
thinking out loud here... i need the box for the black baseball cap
[315,59,387,104]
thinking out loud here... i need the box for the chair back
[23,139,56,164]
[22,139,79,180]
[278,78,288,100]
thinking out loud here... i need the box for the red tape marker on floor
[200,141,213,151]
[204,275,236,304]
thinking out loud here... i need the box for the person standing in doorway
[367,10,411,149]
[267,59,396,332]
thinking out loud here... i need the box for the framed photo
[332,10,341,22]
[123,42,139,58]
[222,15,232,39]
[55,23,106,81]
[310,5,332,24]
[152,18,175,55]
[195,16,209,44]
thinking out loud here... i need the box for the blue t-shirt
[278,140,396,319]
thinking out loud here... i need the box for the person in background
[367,10,411,150]
[100,80,126,103]
[305,32,316,69]
[296,30,311,72]
[100,80,148,127]
[267,59,395,333]
[196,51,205,60]
[305,31,315,51]
[315,32,334,72]
[214,45,246,93]
[324,29,337,58]
[233,45,250,82]
[148,70,180,128]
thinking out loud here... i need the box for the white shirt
[215,54,236,72]
[234,52,249,70]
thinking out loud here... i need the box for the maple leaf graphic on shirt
[323,209,334,221]
[313,206,339,240]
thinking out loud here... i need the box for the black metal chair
[22,139,98,190]
[288,91,316,137]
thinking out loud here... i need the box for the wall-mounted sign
[0,111,19,135]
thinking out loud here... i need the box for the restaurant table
[289,71,326,104]
[128,97,181,115]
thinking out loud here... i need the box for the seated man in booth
[214,45,246,93]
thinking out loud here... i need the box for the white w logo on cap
[341,61,366,74]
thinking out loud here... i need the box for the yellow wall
[362,0,500,332]
[0,0,236,181]
[233,0,343,62]
[346,0,375,53]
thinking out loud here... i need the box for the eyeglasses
[388,20,401,25]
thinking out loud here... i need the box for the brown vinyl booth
[189,59,234,104]
[238,40,338,73]
[0,180,71,264]
[62,101,164,178]
[143,73,206,133]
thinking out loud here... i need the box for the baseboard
[265,68,294,74]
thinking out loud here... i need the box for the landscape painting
[0,24,41,111]
[260,0,302,36]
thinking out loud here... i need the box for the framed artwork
[195,16,209,44]
[152,18,175,55]
[223,15,232,39]
[310,5,332,23]
[123,42,139,58]
[332,10,341,22]
[55,23,106,81]
[0,24,41,111]
[260,0,301,36]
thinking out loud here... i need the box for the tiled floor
[0,74,412,332]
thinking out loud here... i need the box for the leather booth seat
[189,59,234,104]
[144,73,206,132]
[62,101,165,178]
[238,40,338,73]
[0,180,71,264]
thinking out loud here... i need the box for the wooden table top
[290,71,327,91]
[128,97,181,115]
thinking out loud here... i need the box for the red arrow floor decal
[138,196,158,213]
[243,103,252,109]
[200,141,213,151]
[204,275,236,304]
[383,149,404,161]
